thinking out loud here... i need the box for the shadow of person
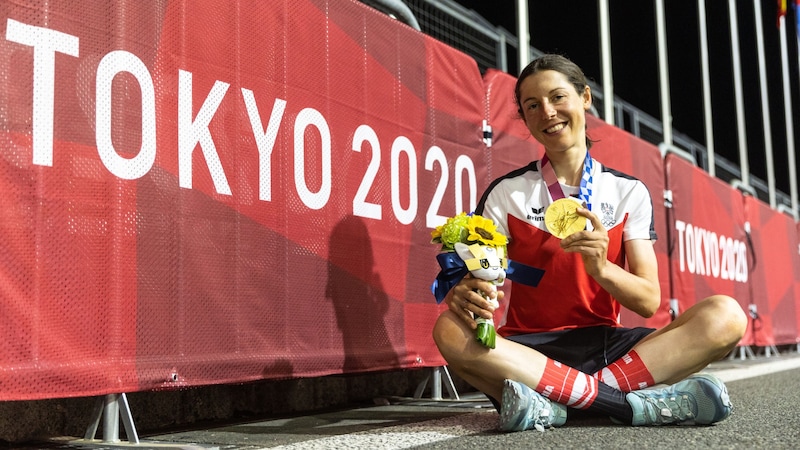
[326,215,400,372]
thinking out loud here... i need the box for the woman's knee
[701,294,748,343]
[432,311,470,357]
[431,313,448,347]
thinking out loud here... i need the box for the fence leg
[77,393,218,448]
[414,366,460,400]
[84,393,139,444]
[763,344,781,357]
[729,345,756,360]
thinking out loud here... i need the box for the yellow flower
[466,214,508,247]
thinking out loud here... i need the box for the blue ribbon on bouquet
[431,253,545,304]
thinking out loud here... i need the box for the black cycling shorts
[505,325,656,375]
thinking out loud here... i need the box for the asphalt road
[32,353,800,449]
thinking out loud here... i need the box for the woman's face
[517,70,592,154]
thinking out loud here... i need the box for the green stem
[475,318,496,349]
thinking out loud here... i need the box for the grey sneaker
[499,379,568,432]
[626,373,732,426]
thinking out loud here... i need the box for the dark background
[460,0,800,198]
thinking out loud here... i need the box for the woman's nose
[541,102,556,119]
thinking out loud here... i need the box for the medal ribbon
[540,151,594,211]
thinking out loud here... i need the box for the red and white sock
[595,350,655,392]
[535,358,598,409]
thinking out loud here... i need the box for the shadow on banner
[327,215,401,372]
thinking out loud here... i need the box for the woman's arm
[561,208,661,318]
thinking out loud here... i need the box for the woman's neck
[545,148,587,186]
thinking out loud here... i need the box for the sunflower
[466,214,507,247]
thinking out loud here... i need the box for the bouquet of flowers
[431,212,508,348]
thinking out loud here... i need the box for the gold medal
[544,198,586,239]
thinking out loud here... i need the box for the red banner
[744,196,800,346]
[665,155,751,336]
[0,0,489,400]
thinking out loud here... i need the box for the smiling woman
[431,53,747,432]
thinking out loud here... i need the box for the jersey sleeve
[622,180,657,242]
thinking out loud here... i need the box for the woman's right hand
[445,274,501,329]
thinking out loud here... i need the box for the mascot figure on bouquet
[453,242,506,348]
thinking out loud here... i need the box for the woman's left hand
[560,207,609,277]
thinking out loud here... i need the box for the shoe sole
[499,379,530,431]
[688,373,732,425]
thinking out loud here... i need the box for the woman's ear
[583,85,592,110]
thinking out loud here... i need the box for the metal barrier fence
[360,0,792,210]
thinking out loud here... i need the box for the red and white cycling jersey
[477,158,656,335]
